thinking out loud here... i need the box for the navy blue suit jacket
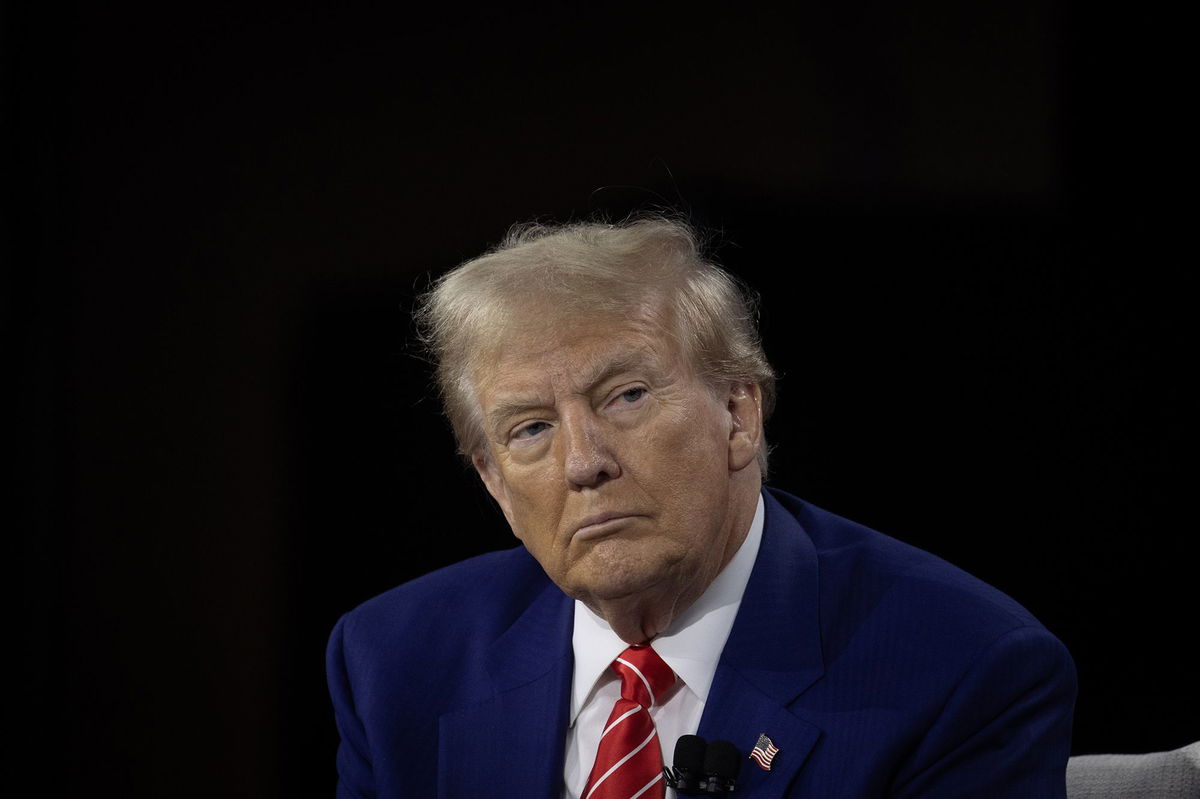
[327,488,1076,797]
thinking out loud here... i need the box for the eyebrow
[486,396,548,438]
[484,349,660,437]
[577,350,656,394]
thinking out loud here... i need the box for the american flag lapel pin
[749,732,780,771]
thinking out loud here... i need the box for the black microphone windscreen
[674,734,707,772]
[704,740,742,779]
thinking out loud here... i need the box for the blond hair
[415,217,776,471]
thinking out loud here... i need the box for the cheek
[663,409,727,468]
[656,416,731,511]
[505,476,566,538]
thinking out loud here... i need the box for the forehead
[472,305,687,394]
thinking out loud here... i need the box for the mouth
[573,512,644,541]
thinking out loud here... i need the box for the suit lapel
[697,490,826,798]
[699,669,822,798]
[437,491,824,797]
[438,578,574,799]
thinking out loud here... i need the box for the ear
[472,451,517,530]
[726,382,763,472]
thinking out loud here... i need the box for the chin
[568,550,681,603]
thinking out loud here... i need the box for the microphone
[702,740,741,794]
[663,734,706,794]
[663,735,740,795]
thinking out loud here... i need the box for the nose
[560,405,621,488]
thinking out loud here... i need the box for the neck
[587,478,760,645]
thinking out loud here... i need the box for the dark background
[10,2,1192,796]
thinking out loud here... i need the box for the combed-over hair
[415,217,777,472]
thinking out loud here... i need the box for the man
[327,218,1076,798]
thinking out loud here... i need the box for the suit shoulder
[766,487,1055,643]
[335,545,551,662]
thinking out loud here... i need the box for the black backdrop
[10,2,1193,796]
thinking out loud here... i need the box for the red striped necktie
[582,644,676,799]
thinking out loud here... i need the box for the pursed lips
[572,511,644,541]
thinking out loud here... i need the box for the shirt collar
[568,493,765,724]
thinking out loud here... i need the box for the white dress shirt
[562,494,765,799]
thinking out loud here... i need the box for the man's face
[471,303,761,623]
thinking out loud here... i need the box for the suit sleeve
[891,625,1078,799]
[327,614,376,799]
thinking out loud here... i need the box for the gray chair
[1067,742,1200,798]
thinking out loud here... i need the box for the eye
[608,386,648,412]
[511,420,551,441]
[619,387,646,404]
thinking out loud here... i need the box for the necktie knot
[583,645,675,799]
[612,644,675,709]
